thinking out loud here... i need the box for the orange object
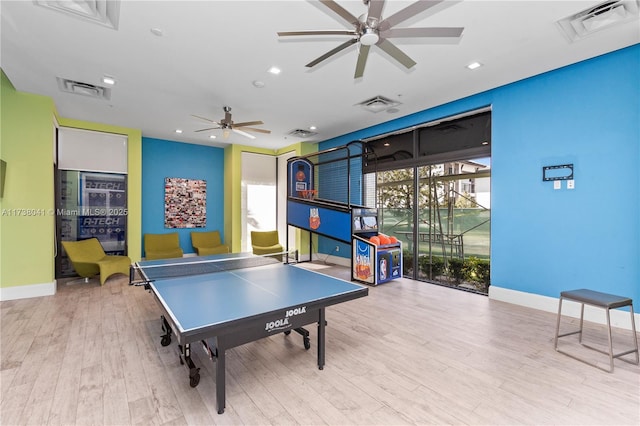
[369,236,380,246]
[389,236,398,243]
[378,234,391,245]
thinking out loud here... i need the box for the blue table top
[147,261,366,333]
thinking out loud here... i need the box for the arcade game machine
[351,208,402,285]
[286,142,402,285]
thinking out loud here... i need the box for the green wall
[0,70,56,288]
[0,70,142,295]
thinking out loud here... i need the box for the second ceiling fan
[278,0,464,78]
[193,106,271,139]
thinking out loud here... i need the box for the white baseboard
[0,281,57,301]
[489,286,639,331]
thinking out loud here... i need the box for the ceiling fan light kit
[359,27,379,46]
[277,0,464,78]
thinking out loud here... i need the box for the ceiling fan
[278,0,464,78]
[192,106,271,139]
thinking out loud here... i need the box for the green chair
[191,230,229,256]
[250,230,283,257]
[144,233,183,260]
[61,238,131,285]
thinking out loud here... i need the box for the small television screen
[362,216,377,230]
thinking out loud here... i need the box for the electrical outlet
[335,245,340,252]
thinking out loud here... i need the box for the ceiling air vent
[557,0,640,42]
[57,77,111,100]
[288,129,318,138]
[356,95,401,113]
[33,0,120,29]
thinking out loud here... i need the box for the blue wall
[319,45,640,303]
[141,137,225,256]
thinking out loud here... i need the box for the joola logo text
[264,306,307,332]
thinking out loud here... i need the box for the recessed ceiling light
[466,62,482,70]
[268,66,281,75]
[309,126,317,130]
[384,142,390,147]
[150,28,163,36]
[175,129,182,134]
[481,141,489,145]
[102,76,116,85]
[209,135,217,139]
[253,80,265,88]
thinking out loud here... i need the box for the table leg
[318,308,325,370]
[216,340,226,414]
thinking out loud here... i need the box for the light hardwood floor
[1,263,638,425]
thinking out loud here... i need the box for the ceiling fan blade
[382,27,464,39]
[319,0,359,26]
[382,0,453,29]
[278,30,357,37]
[191,114,218,123]
[238,127,271,134]
[232,129,256,139]
[233,120,263,127]
[194,127,221,132]
[354,45,371,78]
[367,0,385,22]
[377,39,416,69]
[306,38,358,67]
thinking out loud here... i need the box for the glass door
[374,167,415,276]
[417,159,490,293]
[56,170,127,278]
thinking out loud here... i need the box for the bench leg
[630,304,639,365]
[555,297,583,346]
[554,298,563,350]
[606,308,614,372]
[578,303,585,343]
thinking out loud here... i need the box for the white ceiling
[1,0,638,150]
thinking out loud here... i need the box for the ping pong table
[131,253,368,414]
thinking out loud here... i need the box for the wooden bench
[554,289,639,372]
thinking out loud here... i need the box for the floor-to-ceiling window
[241,152,277,252]
[364,109,491,294]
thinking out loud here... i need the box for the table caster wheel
[190,373,200,388]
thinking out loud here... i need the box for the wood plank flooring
[1,264,638,425]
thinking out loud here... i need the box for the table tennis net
[136,251,297,281]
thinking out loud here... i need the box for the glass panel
[242,152,277,252]
[364,131,414,173]
[57,170,127,277]
[417,158,491,293]
[373,168,415,277]
[418,111,491,160]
